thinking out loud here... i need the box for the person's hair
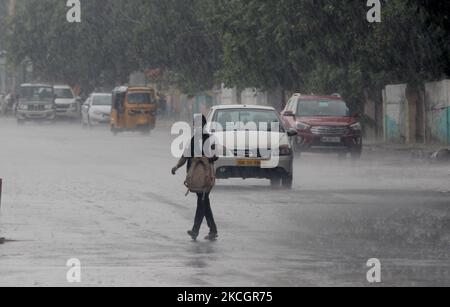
[202,115,207,128]
[193,114,207,129]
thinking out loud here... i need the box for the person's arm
[172,156,187,173]
[172,138,193,175]
[209,156,219,163]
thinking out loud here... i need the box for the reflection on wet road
[0,119,449,286]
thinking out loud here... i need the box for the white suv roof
[21,83,52,87]
[53,85,72,89]
[211,105,276,111]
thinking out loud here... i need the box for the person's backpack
[184,157,216,196]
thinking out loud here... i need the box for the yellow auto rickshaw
[110,86,157,135]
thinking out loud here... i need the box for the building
[216,84,284,110]
[383,80,450,145]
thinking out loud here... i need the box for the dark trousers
[192,193,218,234]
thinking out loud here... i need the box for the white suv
[206,105,297,189]
[53,85,81,119]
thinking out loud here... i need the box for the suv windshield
[213,109,284,132]
[92,95,112,106]
[297,100,350,117]
[127,92,154,104]
[54,88,74,99]
[20,86,54,101]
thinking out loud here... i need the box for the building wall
[217,85,283,110]
[129,71,147,87]
[383,84,407,143]
[219,85,237,105]
[425,80,450,144]
[384,80,450,145]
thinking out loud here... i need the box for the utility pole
[9,0,16,16]
[8,0,16,90]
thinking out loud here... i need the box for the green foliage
[6,0,221,94]
[4,0,449,107]
[7,0,140,91]
[0,0,8,50]
[213,0,449,110]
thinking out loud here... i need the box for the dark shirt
[176,133,218,171]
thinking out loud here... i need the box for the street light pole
[0,51,6,94]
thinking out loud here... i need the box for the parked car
[16,83,56,124]
[206,105,297,189]
[281,94,362,159]
[81,93,112,127]
[54,85,81,119]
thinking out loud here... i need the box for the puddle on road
[189,241,216,255]
[185,241,218,269]
[0,238,23,245]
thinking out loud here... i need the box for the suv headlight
[19,104,28,110]
[273,145,292,156]
[44,104,53,110]
[296,122,311,131]
[350,122,361,131]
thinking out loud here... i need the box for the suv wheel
[351,148,362,160]
[111,125,118,136]
[282,174,293,189]
[270,176,281,188]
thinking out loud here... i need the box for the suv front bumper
[16,110,56,120]
[214,155,293,179]
[56,105,80,118]
[296,132,362,152]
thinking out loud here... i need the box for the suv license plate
[236,160,261,167]
[322,137,341,143]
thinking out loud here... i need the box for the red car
[281,94,362,159]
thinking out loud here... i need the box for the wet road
[0,118,449,286]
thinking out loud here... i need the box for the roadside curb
[364,143,449,160]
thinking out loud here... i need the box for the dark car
[16,84,56,124]
[281,94,362,159]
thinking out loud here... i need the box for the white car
[206,105,297,189]
[54,85,81,119]
[81,93,112,127]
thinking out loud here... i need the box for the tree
[131,0,222,93]
[6,0,221,94]
[211,0,449,111]
[7,0,141,92]
[5,0,449,108]
[0,0,8,50]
